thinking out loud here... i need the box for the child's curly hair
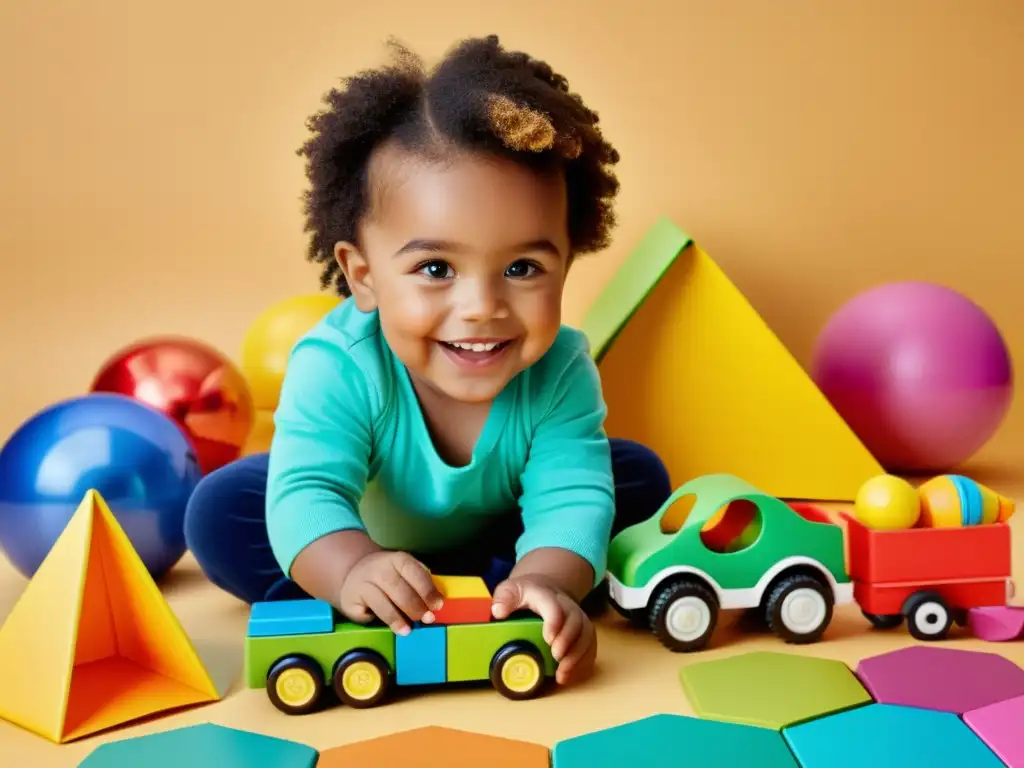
[297,34,621,296]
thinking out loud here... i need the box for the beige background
[2,1,1024,765]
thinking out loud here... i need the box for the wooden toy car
[843,511,1015,640]
[605,474,854,652]
[243,576,556,714]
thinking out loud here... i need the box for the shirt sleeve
[516,344,615,588]
[265,336,373,578]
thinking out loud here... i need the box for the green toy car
[605,474,854,652]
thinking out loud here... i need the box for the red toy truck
[842,512,1015,640]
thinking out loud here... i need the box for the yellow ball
[854,474,921,530]
[241,294,342,411]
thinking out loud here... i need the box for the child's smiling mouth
[437,337,514,369]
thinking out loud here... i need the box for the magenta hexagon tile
[964,693,1024,767]
[856,646,1024,715]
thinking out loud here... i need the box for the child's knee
[612,438,671,496]
[183,461,259,563]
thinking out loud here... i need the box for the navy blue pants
[184,438,671,605]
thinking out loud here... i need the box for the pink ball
[811,281,1013,472]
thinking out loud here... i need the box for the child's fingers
[490,580,525,619]
[555,621,595,684]
[363,583,411,635]
[379,568,432,624]
[393,554,444,612]
[550,604,583,662]
[519,584,565,645]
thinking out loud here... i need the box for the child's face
[338,143,570,404]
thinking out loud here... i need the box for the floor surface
[3,446,1024,766]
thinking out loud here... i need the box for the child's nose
[457,278,509,321]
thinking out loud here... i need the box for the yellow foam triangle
[0,490,219,743]
[594,229,883,501]
[0,492,93,742]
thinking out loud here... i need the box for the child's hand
[491,576,597,686]
[338,551,444,635]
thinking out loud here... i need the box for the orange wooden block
[317,725,550,767]
[430,575,493,625]
[0,490,220,743]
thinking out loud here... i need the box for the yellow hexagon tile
[680,651,872,729]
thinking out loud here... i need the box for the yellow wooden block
[431,574,491,599]
[0,490,220,743]
[582,217,883,502]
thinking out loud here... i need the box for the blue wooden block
[552,713,798,767]
[783,703,1004,767]
[247,599,335,638]
[79,723,318,767]
[396,625,447,685]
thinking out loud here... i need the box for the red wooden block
[433,597,492,626]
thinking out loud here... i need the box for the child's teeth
[453,341,499,351]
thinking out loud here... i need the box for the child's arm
[512,341,615,597]
[265,336,442,629]
[265,337,377,601]
[490,339,612,684]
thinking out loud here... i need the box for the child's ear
[334,241,377,311]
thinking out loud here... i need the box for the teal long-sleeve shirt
[265,299,615,588]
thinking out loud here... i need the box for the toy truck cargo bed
[844,513,1012,584]
[842,512,1013,635]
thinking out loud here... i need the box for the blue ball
[0,392,202,579]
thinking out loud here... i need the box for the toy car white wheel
[905,593,952,640]
[666,597,712,641]
[765,573,834,644]
[649,580,719,652]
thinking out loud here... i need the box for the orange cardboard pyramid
[581,217,883,501]
[0,490,220,743]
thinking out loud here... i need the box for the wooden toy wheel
[862,610,903,630]
[332,649,391,708]
[490,641,547,700]
[765,573,834,644]
[266,654,324,715]
[904,592,952,641]
[648,579,719,652]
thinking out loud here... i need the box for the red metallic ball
[91,336,255,475]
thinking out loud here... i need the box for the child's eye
[505,260,540,279]
[418,260,454,280]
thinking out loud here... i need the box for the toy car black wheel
[266,654,324,715]
[610,599,646,626]
[862,610,903,630]
[904,592,952,641]
[765,573,834,644]
[332,649,392,708]
[649,579,719,652]
[490,641,548,701]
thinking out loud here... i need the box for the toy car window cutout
[659,493,698,534]
[699,499,763,554]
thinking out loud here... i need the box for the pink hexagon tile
[856,646,1024,715]
[964,692,1024,767]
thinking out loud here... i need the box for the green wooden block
[445,618,555,683]
[578,216,692,364]
[552,713,798,767]
[79,723,318,768]
[244,622,395,689]
[680,651,872,730]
